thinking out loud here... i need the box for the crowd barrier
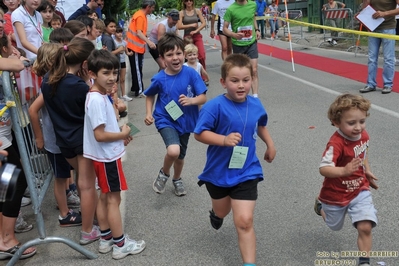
[319,8,357,51]
[280,10,309,43]
[1,63,97,265]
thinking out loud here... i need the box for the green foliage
[103,0,128,18]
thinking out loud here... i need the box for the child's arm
[93,123,130,143]
[200,66,209,82]
[257,126,276,163]
[28,94,45,149]
[194,131,242,146]
[178,93,207,107]
[111,46,125,55]
[13,22,38,56]
[319,157,362,178]
[144,95,155,125]
[363,156,378,189]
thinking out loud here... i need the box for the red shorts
[92,158,128,193]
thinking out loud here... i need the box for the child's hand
[123,135,133,146]
[178,94,192,106]
[343,157,362,176]
[121,124,130,138]
[144,114,154,126]
[264,145,276,163]
[365,171,378,190]
[224,132,241,146]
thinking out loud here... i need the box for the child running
[314,93,378,266]
[41,37,100,244]
[184,43,209,86]
[144,33,207,196]
[84,49,145,260]
[194,54,276,266]
[30,43,82,227]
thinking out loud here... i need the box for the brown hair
[63,20,86,36]
[33,43,62,77]
[48,37,94,95]
[158,32,185,57]
[221,54,253,80]
[327,94,371,125]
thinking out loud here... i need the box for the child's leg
[55,178,69,217]
[211,196,232,219]
[106,192,123,238]
[231,199,256,264]
[119,67,126,97]
[67,155,97,233]
[96,193,109,231]
[172,158,184,180]
[162,144,180,175]
[356,221,373,253]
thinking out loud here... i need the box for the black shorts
[148,44,159,60]
[47,151,71,178]
[203,178,259,200]
[59,145,83,159]
[120,62,126,69]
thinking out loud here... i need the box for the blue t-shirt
[194,95,268,187]
[256,0,267,16]
[41,73,89,148]
[144,66,207,134]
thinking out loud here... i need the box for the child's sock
[243,264,256,266]
[113,234,125,247]
[100,228,112,240]
[173,178,181,182]
[69,183,77,192]
[253,94,258,98]
[65,189,70,196]
[359,257,370,265]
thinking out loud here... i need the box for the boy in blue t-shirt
[194,54,276,266]
[144,33,207,197]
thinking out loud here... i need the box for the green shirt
[42,26,53,43]
[224,1,257,46]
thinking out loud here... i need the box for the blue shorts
[159,127,190,160]
[46,151,71,178]
[322,190,378,231]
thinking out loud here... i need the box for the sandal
[0,243,37,260]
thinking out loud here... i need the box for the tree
[103,0,127,18]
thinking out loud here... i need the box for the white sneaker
[122,95,133,101]
[15,211,33,233]
[21,197,31,207]
[99,238,113,254]
[112,236,146,260]
[332,40,337,45]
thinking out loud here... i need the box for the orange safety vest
[126,9,147,54]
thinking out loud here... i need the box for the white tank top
[149,19,177,44]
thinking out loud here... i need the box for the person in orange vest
[126,0,156,97]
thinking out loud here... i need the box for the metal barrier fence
[319,8,357,51]
[1,66,97,265]
[281,10,309,43]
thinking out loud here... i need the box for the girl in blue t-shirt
[41,37,101,244]
[194,54,276,266]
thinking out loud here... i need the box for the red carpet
[256,42,399,92]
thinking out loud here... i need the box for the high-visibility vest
[126,9,147,54]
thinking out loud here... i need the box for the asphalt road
[7,25,399,266]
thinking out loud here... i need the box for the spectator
[126,0,156,97]
[359,0,397,94]
[255,0,267,39]
[148,9,179,71]
[321,0,345,45]
[178,0,207,74]
[48,0,66,26]
[68,0,103,21]
[11,0,43,59]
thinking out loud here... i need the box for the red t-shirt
[318,130,370,207]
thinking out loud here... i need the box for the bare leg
[231,199,256,264]
[162,144,180,176]
[55,178,69,217]
[250,58,259,96]
[172,158,184,180]
[356,221,373,255]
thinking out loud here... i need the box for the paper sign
[355,5,384,32]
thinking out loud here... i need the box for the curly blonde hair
[327,93,371,125]
[32,43,62,77]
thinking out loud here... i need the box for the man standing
[126,0,156,97]
[148,9,180,71]
[68,0,104,21]
[255,0,267,39]
[359,0,398,94]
